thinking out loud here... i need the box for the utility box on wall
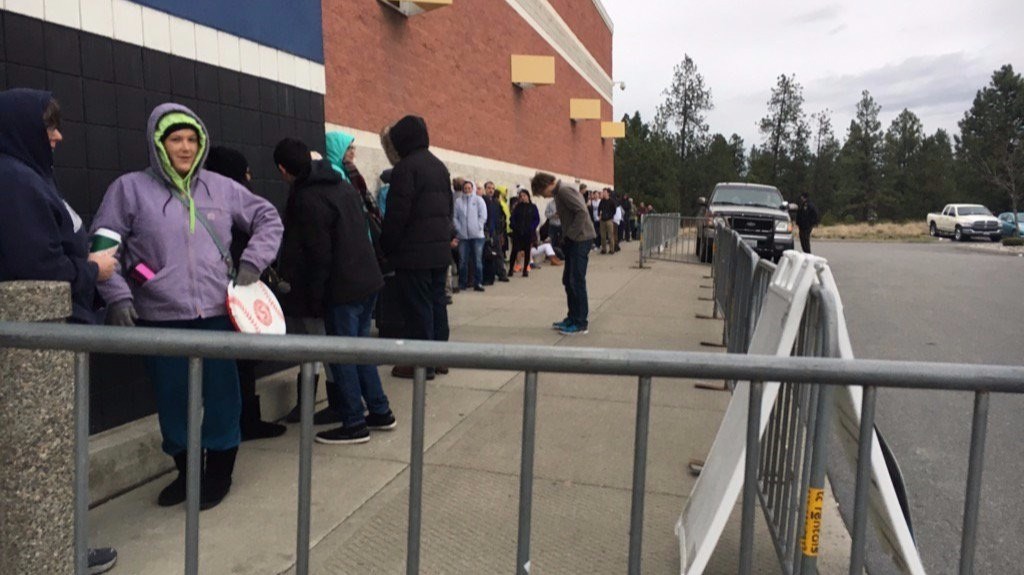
[511,55,556,89]
[570,98,602,121]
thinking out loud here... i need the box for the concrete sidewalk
[89,246,845,574]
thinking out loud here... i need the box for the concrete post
[0,281,74,574]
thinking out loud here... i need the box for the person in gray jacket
[453,180,488,292]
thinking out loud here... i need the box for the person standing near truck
[796,192,819,254]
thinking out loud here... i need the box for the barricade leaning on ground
[678,223,1008,575]
[2,255,1024,574]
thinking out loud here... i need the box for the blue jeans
[140,316,241,455]
[562,239,590,328]
[457,237,484,289]
[324,293,391,428]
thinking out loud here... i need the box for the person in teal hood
[326,130,386,268]
[91,103,283,511]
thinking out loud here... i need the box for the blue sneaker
[559,324,589,336]
[552,319,571,330]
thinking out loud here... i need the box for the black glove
[106,301,138,327]
[234,263,261,286]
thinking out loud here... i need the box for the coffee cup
[90,228,121,256]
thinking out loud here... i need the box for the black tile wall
[195,62,219,101]
[238,74,260,110]
[0,11,6,62]
[115,85,147,129]
[7,62,45,89]
[83,79,118,126]
[218,69,240,104]
[4,14,45,67]
[142,49,171,94]
[169,58,196,98]
[3,13,326,433]
[57,120,88,168]
[46,71,84,120]
[117,129,148,172]
[112,43,144,88]
[85,124,120,170]
[43,25,80,75]
[80,34,114,82]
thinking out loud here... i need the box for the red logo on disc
[254,300,273,326]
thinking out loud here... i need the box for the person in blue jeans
[531,171,596,335]
[453,180,488,292]
[273,138,395,445]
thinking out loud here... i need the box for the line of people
[0,87,609,566]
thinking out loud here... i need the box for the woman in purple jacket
[91,104,283,510]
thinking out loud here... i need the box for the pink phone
[130,263,156,284]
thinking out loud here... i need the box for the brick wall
[545,0,613,75]
[323,0,614,184]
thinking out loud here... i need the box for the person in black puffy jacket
[379,116,454,379]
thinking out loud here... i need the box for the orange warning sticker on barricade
[802,487,824,556]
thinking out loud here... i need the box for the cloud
[808,53,991,115]
[788,5,843,25]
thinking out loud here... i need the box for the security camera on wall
[618,82,626,91]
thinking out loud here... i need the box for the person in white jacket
[453,180,488,291]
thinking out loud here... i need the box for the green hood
[325,131,354,183]
[152,111,207,233]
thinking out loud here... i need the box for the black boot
[157,452,189,507]
[285,373,319,423]
[240,394,287,441]
[200,447,237,510]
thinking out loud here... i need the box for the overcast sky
[602,0,1024,148]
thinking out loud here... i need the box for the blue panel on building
[130,0,324,63]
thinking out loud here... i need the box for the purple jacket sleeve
[89,178,135,306]
[228,181,284,272]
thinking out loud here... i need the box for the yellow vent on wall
[570,99,602,121]
[378,0,452,17]
[511,55,556,89]
[601,122,626,139]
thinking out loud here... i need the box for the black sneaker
[313,407,343,425]
[88,547,118,574]
[316,424,371,445]
[366,411,397,431]
[473,285,485,292]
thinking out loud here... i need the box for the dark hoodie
[379,116,453,270]
[0,89,98,323]
[278,160,384,317]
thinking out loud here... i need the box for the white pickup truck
[927,204,1002,242]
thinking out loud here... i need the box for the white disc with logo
[226,280,287,335]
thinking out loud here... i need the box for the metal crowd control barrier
[2,302,1022,573]
[708,222,999,575]
[638,214,703,267]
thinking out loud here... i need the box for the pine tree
[955,64,1024,234]
[752,74,810,198]
[838,91,884,221]
[656,55,714,210]
[881,109,924,220]
[810,110,841,220]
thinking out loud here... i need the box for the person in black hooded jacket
[274,138,395,444]
[0,89,117,323]
[0,88,119,574]
[379,115,453,379]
